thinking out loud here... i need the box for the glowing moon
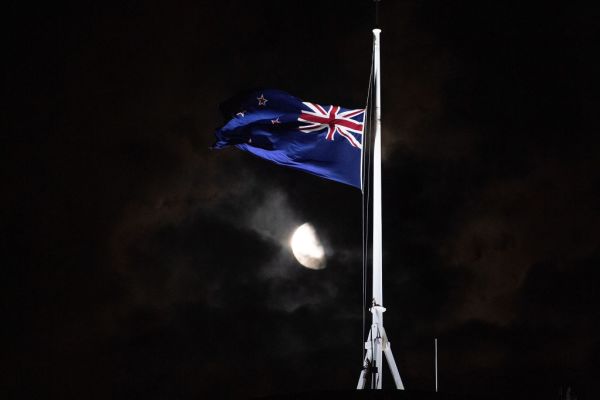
[290,223,325,270]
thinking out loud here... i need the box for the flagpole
[357,22,405,392]
[371,27,385,390]
[372,26,383,315]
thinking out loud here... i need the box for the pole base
[357,325,404,390]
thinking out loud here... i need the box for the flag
[213,89,364,189]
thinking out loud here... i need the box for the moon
[290,223,326,270]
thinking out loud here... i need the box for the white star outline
[257,94,268,106]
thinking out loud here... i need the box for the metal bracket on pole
[357,303,404,389]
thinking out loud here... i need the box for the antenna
[435,338,438,393]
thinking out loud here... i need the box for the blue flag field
[213,89,365,189]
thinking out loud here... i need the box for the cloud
[438,157,600,326]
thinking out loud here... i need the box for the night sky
[5,1,599,399]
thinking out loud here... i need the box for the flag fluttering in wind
[213,89,364,188]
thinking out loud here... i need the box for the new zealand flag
[213,89,364,189]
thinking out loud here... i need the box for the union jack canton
[299,102,364,149]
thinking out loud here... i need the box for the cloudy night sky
[4,0,599,399]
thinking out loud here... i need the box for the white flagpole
[371,27,385,390]
[372,27,383,312]
[357,27,404,390]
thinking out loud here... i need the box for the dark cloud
[5,0,599,399]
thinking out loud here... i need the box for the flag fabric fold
[213,89,364,189]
